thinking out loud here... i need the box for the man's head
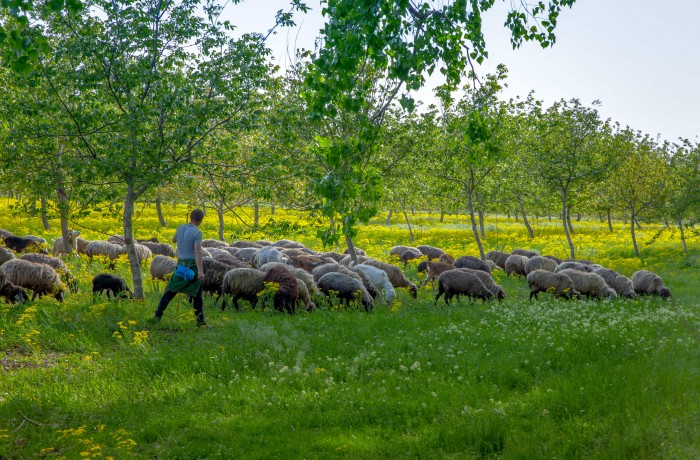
[190,209,205,225]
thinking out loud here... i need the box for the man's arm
[194,243,205,281]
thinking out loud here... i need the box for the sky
[222,0,700,143]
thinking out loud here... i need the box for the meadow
[1,201,700,459]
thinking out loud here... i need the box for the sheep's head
[658,286,671,299]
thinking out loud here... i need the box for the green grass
[1,205,700,458]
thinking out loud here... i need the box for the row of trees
[3,0,698,300]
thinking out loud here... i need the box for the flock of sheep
[0,227,672,313]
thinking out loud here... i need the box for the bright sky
[223,0,700,143]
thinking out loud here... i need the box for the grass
[1,201,699,458]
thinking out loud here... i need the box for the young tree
[665,140,698,254]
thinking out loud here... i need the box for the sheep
[260,262,318,296]
[416,260,429,274]
[221,247,242,257]
[354,263,397,304]
[137,237,159,243]
[85,241,125,260]
[525,255,558,275]
[417,245,446,261]
[563,258,594,265]
[632,270,671,299]
[554,261,594,273]
[526,269,580,301]
[0,247,15,265]
[3,235,48,254]
[138,241,176,257]
[296,281,316,311]
[400,248,424,265]
[338,253,369,266]
[504,254,528,277]
[593,267,637,299]
[272,239,306,249]
[485,250,510,270]
[344,247,366,256]
[544,255,562,264]
[511,248,538,258]
[254,240,273,246]
[316,272,374,311]
[310,263,378,299]
[558,269,617,300]
[202,239,228,249]
[439,254,455,264]
[1,259,65,302]
[0,229,14,239]
[220,268,266,311]
[319,251,345,262]
[107,235,126,246]
[132,243,153,262]
[150,255,177,280]
[230,241,262,249]
[24,235,47,245]
[202,258,233,301]
[264,266,299,314]
[280,248,309,258]
[458,268,506,301]
[200,248,212,258]
[234,248,259,263]
[92,273,133,301]
[211,252,249,268]
[289,254,327,273]
[434,269,494,305]
[362,259,418,298]
[422,261,456,287]
[76,238,91,255]
[454,256,492,274]
[0,281,29,304]
[52,230,81,255]
[389,245,418,259]
[204,247,229,258]
[20,253,78,293]
[254,246,288,268]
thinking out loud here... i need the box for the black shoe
[196,321,209,328]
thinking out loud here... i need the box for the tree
[665,140,699,254]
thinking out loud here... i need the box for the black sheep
[3,235,47,254]
[0,282,29,304]
[92,274,133,301]
[264,266,298,314]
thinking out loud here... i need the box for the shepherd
[152,209,207,327]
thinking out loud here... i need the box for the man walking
[153,209,207,327]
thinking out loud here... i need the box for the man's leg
[193,287,206,326]
[154,290,177,319]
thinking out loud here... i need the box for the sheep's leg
[529,289,539,302]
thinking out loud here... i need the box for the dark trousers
[155,287,205,325]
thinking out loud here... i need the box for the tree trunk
[562,192,575,259]
[345,234,359,265]
[217,204,225,242]
[439,207,445,223]
[548,211,552,222]
[635,218,642,230]
[254,201,260,226]
[124,184,145,299]
[566,205,575,234]
[598,213,604,223]
[402,207,414,243]
[270,204,275,215]
[56,184,73,255]
[411,205,415,216]
[478,209,485,239]
[678,213,688,254]
[630,210,640,258]
[155,197,167,227]
[607,208,613,232]
[519,200,535,239]
[576,213,582,222]
[385,209,393,225]
[467,182,485,259]
[514,209,519,222]
[40,195,51,231]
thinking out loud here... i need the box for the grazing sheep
[254,246,288,268]
[254,240,273,246]
[137,237,159,243]
[0,229,14,239]
[362,259,418,298]
[632,270,671,299]
[316,272,374,311]
[24,235,47,245]
[554,261,594,273]
[200,248,212,258]
[1,259,65,302]
[107,235,126,246]
[0,247,15,265]
[439,254,455,264]
[417,245,446,261]
[230,241,262,249]
[264,266,298,314]
[526,269,580,301]
[400,248,424,265]
[338,253,369,266]
[563,258,594,265]
[202,258,233,301]
[92,273,133,300]
[260,262,318,296]
[20,253,77,293]
[290,254,327,273]
[544,255,562,264]
[202,239,228,249]
[296,281,316,311]
[434,270,494,305]
[234,248,259,263]
[52,230,81,255]
[485,250,510,269]
[454,256,492,274]
[319,251,345,262]
[272,239,306,249]
[3,235,48,254]
[138,241,176,257]
[558,269,617,300]
[85,241,125,260]
[132,243,153,263]
[204,247,229,258]
[354,263,397,303]
[220,268,266,311]
[422,261,456,287]
[212,252,249,268]
[310,263,378,299]
[593,267,636,299]
[417,260,429,274]
[389,245,418,259]
[504,254,528,277]
[76,237,91,255]
[511,248,538,258]
[458,268,506,301]
[150,255,178,280]
[0,281,29,304]
[525,255,558,275]
[344,247,366,256]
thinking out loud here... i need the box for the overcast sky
[223,0,700,143]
